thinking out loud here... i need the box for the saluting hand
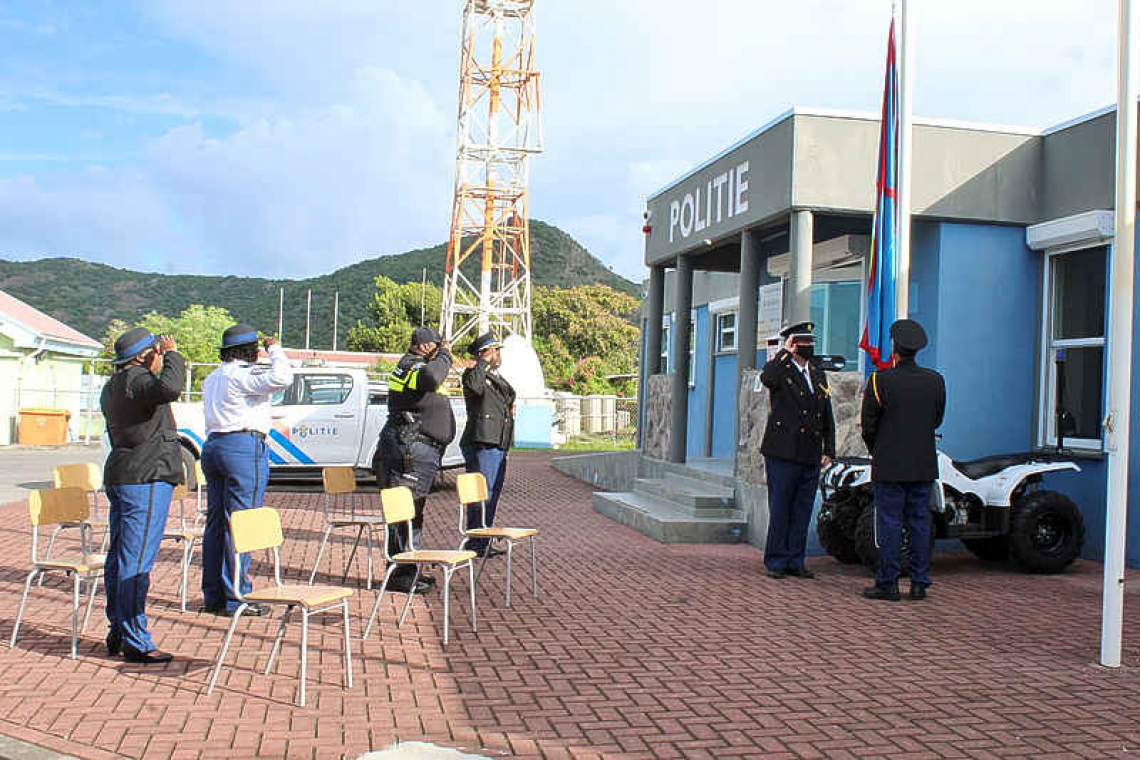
[263,336,278,349]
[821,455,832,468]
[158,335,177,353]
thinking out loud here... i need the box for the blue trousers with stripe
[105,481,174,654]
[201,432,269,611]
[763,455,820,573]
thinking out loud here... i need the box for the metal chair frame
[10,487,104,659]
[308,467,384,589]
[456,472,539,607]
[207,507,353,708]
[163,462,206,612]
[362,486,477,645]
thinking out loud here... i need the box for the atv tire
[1009,490,1084,573]
[853,502,934,578]
[961,536,1010,562]
[817,502,862,564]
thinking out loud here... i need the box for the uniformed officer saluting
[860,319,946,602]
[374,326,456,594]
[759,321,836,579]
[200,324,292,616]
[102,327,186,663]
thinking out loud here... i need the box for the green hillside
[0,220,638,349]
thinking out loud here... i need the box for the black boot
[863,584,901,602]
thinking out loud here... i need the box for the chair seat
[393,550,477,566]
[36,554,106,573]
[244,584,353,608]
[467,526,538,540]
[329,515,384,526]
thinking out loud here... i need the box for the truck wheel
[817,498,862,564]
[962,536,1010,562]
[1009,490,1084,573]
[853,503,923,577]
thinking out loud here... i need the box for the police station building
[555,104,1138,569]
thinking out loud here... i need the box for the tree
[531,285,639,395]
[347,276,442,353]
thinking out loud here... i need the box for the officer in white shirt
[199,324,292,616]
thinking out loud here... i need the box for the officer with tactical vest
[759,321,836,579]
[374,326,456,594]
[101,327,186,663]
[861,319,946,601]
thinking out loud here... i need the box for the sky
[0,1,1118,283]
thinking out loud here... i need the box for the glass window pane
[1052,247,1106,341]
[1055,346,1103,441]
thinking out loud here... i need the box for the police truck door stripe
[268,429,315,464]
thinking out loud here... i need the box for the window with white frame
[716,311,737,353]
[660,322,671,373]
[688,318,696,387]
[1040,245,1107,449]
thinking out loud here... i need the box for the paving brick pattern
[0,451,1137,759]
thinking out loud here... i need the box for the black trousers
[376,424,443,562]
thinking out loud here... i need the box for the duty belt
[212,429,266,440]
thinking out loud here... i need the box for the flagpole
[895,0,914,318]
[1101,0,1137,669]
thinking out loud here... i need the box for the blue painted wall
[711,354,737,458]
[686,307,710,459]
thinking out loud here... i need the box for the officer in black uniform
[373,326,456,594]
[759,321,836,579]
[860,318,946,601]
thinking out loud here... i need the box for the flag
[860,18,900,373]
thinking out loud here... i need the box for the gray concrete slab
[0,443,103,505]
[357,742,490,759]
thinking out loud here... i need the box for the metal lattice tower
[440,0,543,344]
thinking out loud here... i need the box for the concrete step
[632,476,736,513]
[592,491,747,544]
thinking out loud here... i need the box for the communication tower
[440,0,543,344]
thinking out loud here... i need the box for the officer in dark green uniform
[759,321,836,579]
[861,319,946,601]
[373,326,455,594]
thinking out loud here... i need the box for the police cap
[779,321,815,340]
[111,327,157,365]
[219,323,259,350]
[410,326,442,347]
[469,332,502,355]
[889,319,928,352]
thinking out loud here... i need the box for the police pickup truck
[172,367,467,480]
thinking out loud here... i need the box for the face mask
[795,343,815,360]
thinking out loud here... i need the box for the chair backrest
[456,472,488,505]
[380,486,415,524]
[322,466,356,495]
[29,487,89,526]
[230,507,284,554]
[52,463,101,492]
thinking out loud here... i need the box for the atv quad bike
[818,451,1085,574]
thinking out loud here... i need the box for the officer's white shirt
[203,344,293,435]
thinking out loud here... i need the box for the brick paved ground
[0,451,1137,760]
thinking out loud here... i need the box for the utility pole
[277,287,284,341]
[333,291,340,351]
[305,289,312,351]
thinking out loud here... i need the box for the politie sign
[667,161,750,243]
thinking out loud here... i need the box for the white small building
[0,290,102,445]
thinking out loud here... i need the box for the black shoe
[203,603,269,617]
[863,585,901,601]
[787,567,815,579]
[910,584,928,600]
[419,573,437,587]
[386,575,432,594]
[122,646,173,664]
[106,631,122,656]
[766,569,786,579]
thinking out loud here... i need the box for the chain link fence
[548,393,638,451]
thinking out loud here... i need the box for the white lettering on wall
[663,160,751,243]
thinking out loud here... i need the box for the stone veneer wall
[642,374,672,460]
[736,370,868,486]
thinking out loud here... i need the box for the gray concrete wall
[1041,110,1114,221]
[551,450,641,492]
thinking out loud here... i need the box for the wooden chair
[207,507,353,707]
[162,459,206,611]
[456,472,539,608]
[308,467,384,589]
[42,464,107,579]
[10,488,105,659]
[362,486,477,645]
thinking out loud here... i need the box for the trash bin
[18,407,70,446]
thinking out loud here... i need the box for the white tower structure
[440,0,543,344]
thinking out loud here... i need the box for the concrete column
[787,209,814,324]
[644,265,665,375]
[737,229,761,371]
[669,256,693,464]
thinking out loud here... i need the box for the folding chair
[456,472,539,608]
[308,467,384,589]
[41,464,107,580]
[163,459,206,612]
[207,507,353,708]
[10,487,105,659]
[362,486,477,645]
